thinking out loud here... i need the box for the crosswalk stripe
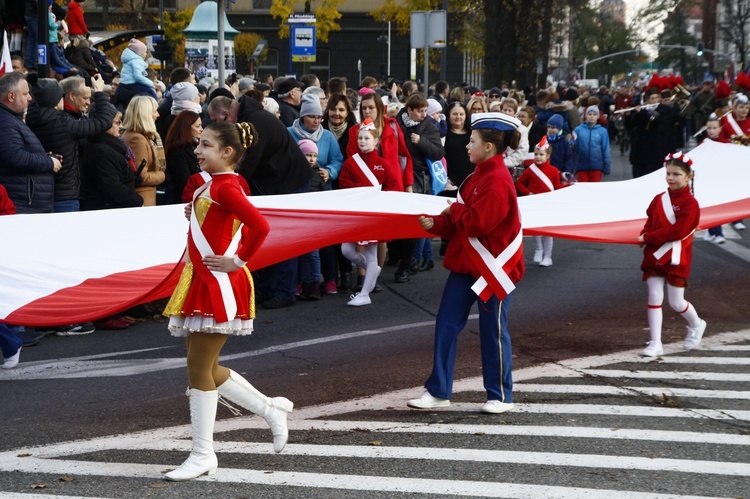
[644,357,750,365]
[515,383,750,399]
[581,369,750,381]
[2,457,723,499]
[708,345,750,351]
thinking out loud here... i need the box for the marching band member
[408,112,525,414]
[638,152,706,357]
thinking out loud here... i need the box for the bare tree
[720,0,750,68]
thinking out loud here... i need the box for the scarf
[120,137,137,171]
[292,119,324,142]
[401,113,420,128]
[171,100,203,116]
[328,122,348,141]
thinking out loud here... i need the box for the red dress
[515,160,563,195]
[640,186,699,284]
[164,173,270,336]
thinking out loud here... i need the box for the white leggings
[342,243,379,297]
[646,276,700,342]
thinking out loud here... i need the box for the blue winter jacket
[120,48,152,87]
[288,125,343,188]
[0,103,55,213]
[547,133,573,173]
[572,123,611,174]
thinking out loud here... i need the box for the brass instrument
[614,85,691,114]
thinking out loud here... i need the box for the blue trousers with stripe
[424,272,513,402]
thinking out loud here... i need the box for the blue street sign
[37,46,47,65]
[291,24,316,63]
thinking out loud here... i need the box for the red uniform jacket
[338,149,400,191]
[428,155,525,285]
[67,1,89,36]
[640,186,700,279]
[0,183,16,215]
[719,112,750,142]
[515,160,563,195]
[347,116,413,190]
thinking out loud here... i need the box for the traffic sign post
[287,14,316,73]
[410,10,446,93]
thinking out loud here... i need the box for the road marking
[717,239,750,262]
[0,316,456,380]
[0,457,722,499]
[0,329,747,497]
[581,369,750,382]
[639,356,750,365]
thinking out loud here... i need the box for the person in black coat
[26,75,115,212]
[0,72,61,214]
[396,93,445,194]
[164,110,202,204]
[207,93,314,309]
[625,88,676,178]
[80,108,143,210]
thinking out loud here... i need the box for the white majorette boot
[217,369,294,453]
[165,389,219,481]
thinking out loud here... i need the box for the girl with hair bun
[638,152,706,357]
[162,121,294,481]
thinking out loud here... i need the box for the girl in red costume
[163,122,293,481]
[408,112,525,414]
[515,136,564,267]
[338,118,400,306]
[638,152,706,357]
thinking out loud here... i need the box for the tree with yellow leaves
[162,6,196,66]
[270,0,344,42]
[234,33,268,75]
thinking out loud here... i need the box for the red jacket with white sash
[428,155,525,299]
[719,112,750,142]
[339,149,400,191]
[515,160,563,195]
[640,185,699,279]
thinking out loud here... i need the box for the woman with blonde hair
[122,96,166,206]
[466,94,488,122]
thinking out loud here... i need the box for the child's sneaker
[641,341,664,357]
[347,292,371,307]
[713,235,726,244]
[733,221,746,230]
[703,232,716,242]
[533,249,543,263]
[684,319,707,350]
[324,281,337,295]
[539,257,553,267]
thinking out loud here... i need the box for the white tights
[533,236,554,258]
[646,276,701,343]
[342,243,379,297]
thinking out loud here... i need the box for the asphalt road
[1,150,749,498]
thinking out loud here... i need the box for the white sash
[529,164,555,192]
[457,184,523,299]
[652,191,692,266]
[189,177,244,321]
[352,153,381,188]
[726,113,745,137]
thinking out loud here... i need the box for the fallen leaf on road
[30,484,48,489]
[58,476,75,482]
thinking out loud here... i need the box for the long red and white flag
[1,141,749,326]
[0,31,12,77]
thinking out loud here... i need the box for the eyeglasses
[307,116,323,121]
[489,94,501,98]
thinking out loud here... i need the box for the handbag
[426,157,448,195]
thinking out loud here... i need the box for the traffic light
[696,42,704,57]
[153,38,171,62]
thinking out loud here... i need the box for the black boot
[354,275,365,292]
[340,271,352,291]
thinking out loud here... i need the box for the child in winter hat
[117,38,157,105]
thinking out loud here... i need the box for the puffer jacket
[0,103,55,213]
[572,122,611,174]
[80,133,143,210]
[120,48,152,87]
[26,92,116,202]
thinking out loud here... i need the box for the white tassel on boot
[165,389,219,481]
[217,370,294,453]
